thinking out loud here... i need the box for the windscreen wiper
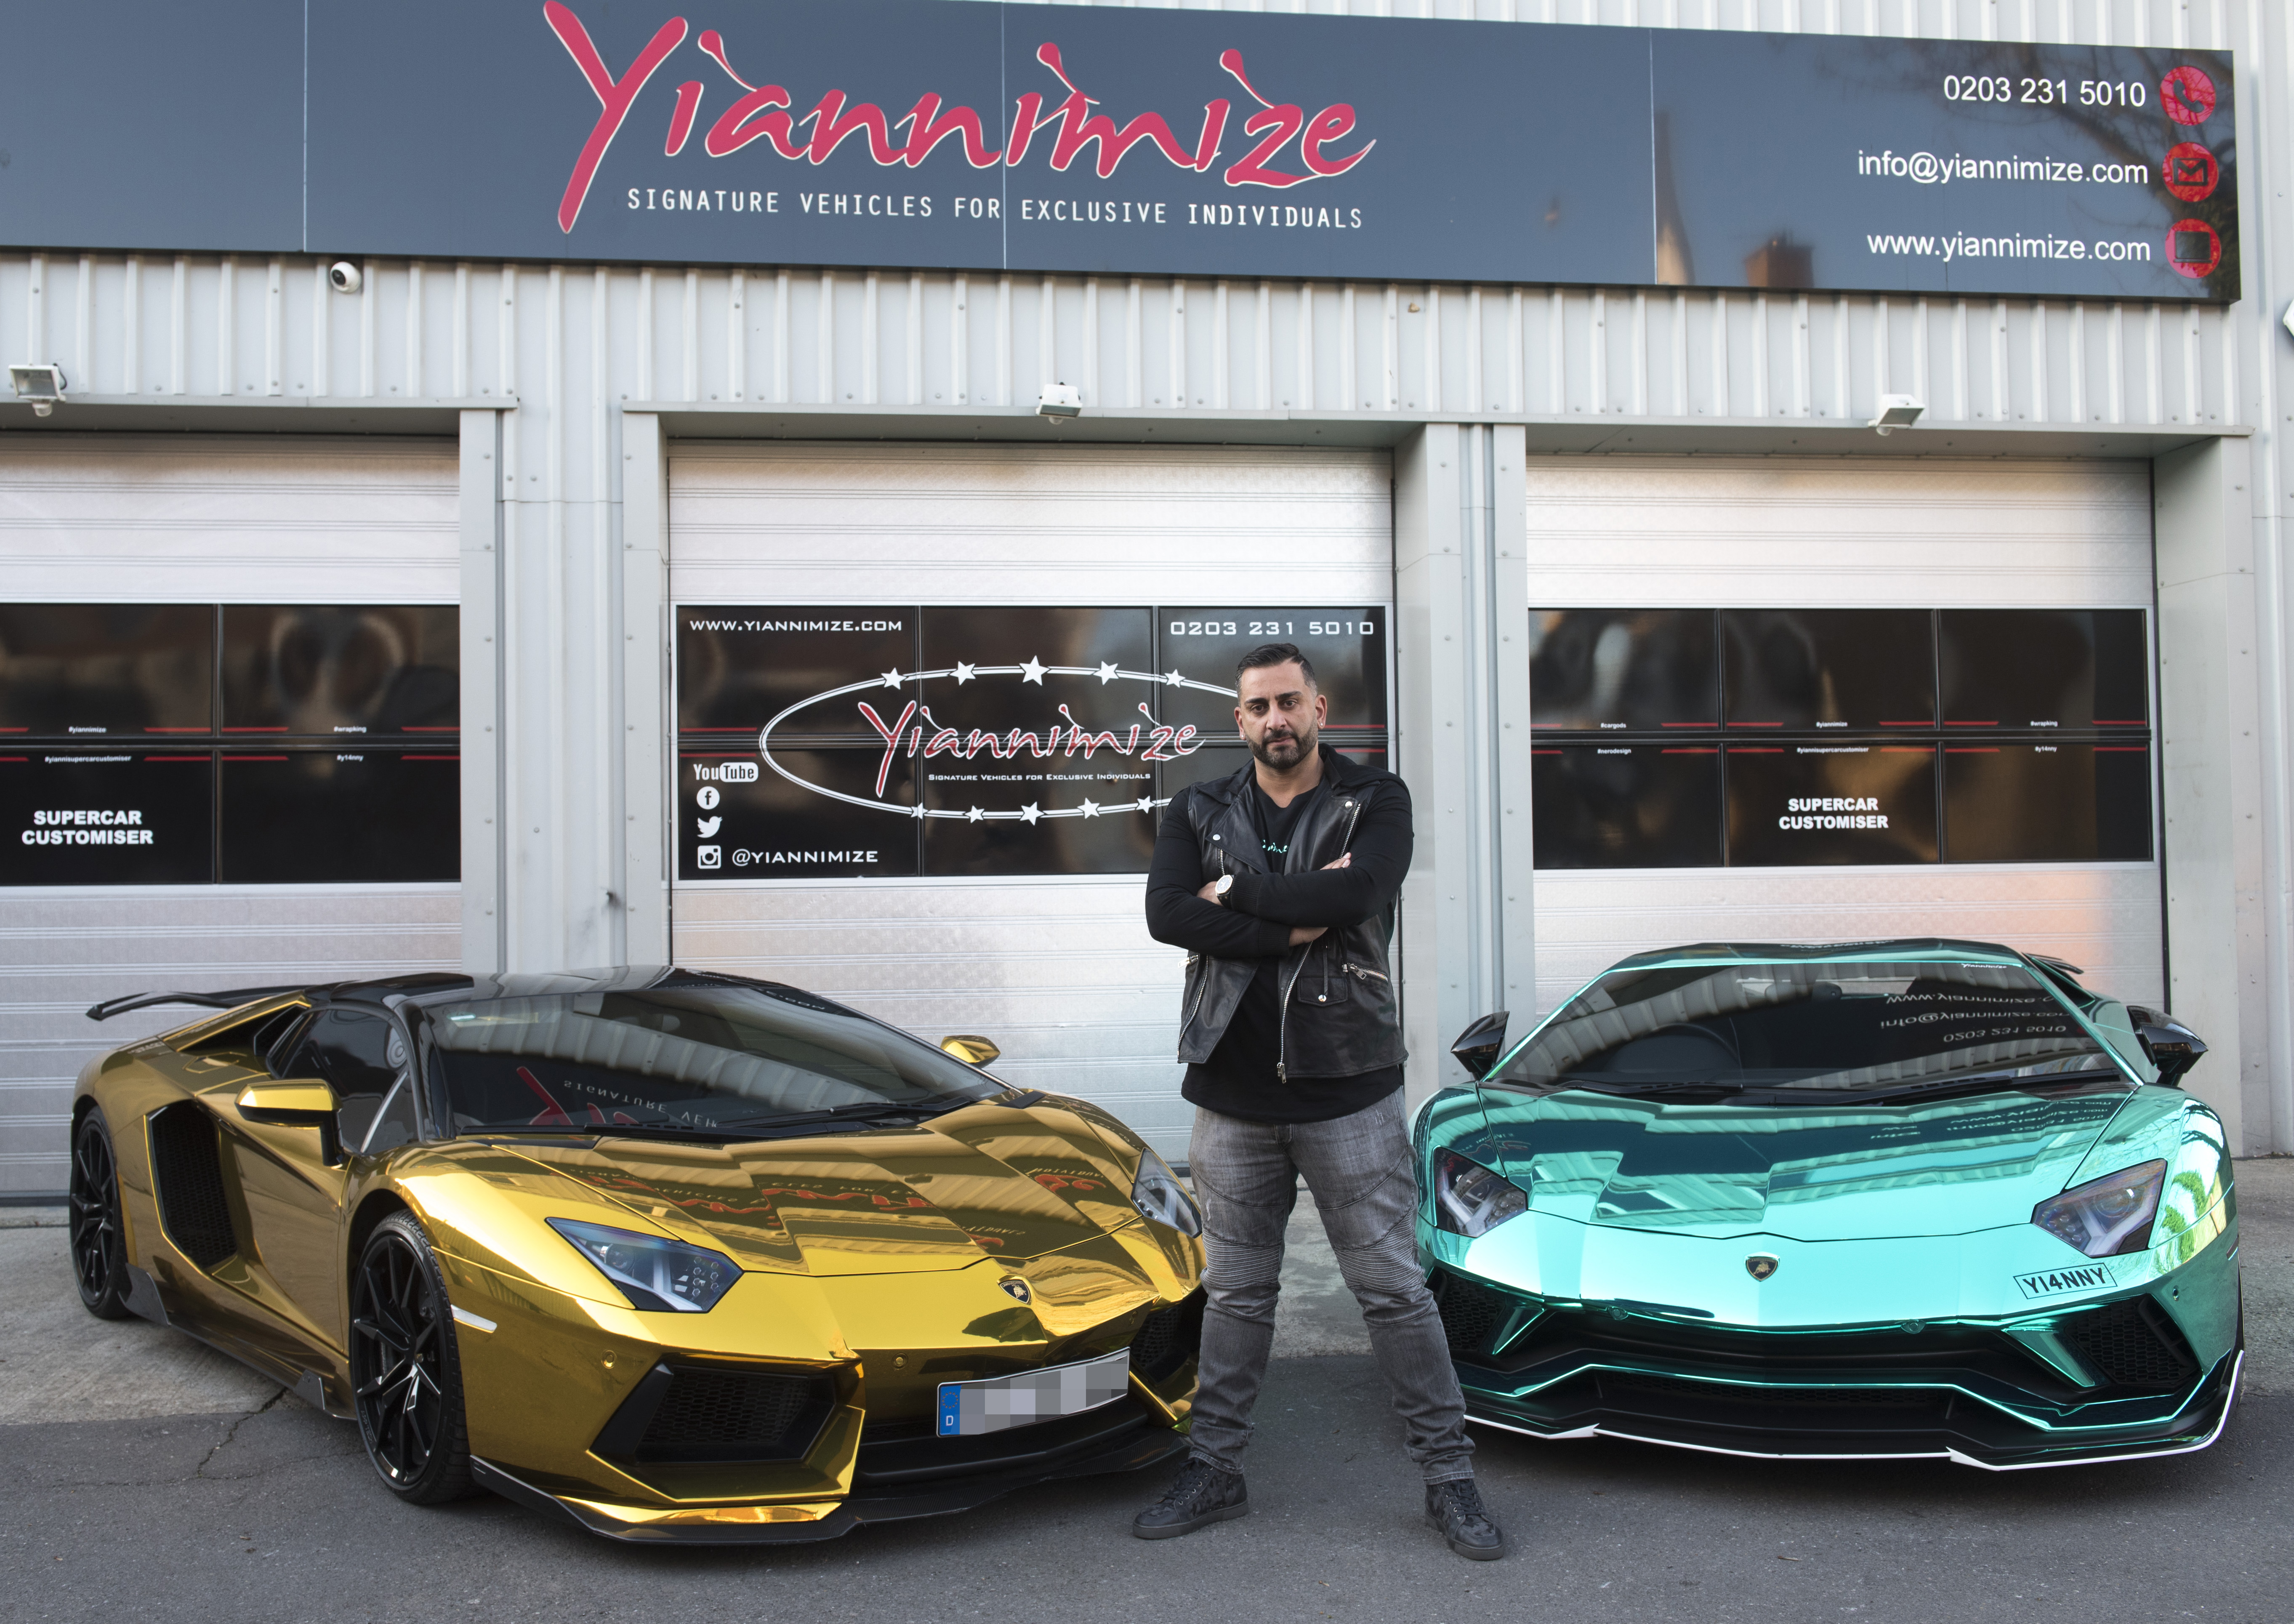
[1541,1078,1748,1100]
[1740,1068,2127,1107]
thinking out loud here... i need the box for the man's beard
[1249,721,1317,769]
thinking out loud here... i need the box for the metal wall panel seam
[214,257,232,397]
[909,271,926,405]
[863,271,881,405]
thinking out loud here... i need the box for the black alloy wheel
[349,1211,474,1504]
[69,1110,133,1319]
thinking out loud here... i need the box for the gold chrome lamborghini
[67,968,1204,1542]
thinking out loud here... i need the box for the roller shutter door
[668,442,1393,1160]
[0,436,460,1196]
[1527,454,2161,1017]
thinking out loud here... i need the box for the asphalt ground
[3,1163,2291,1624]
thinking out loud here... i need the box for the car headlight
[546,1217,740,1313]
[1432,1148,1529,1238]
[1131,1150,1202,1237]
[2031,1161,2168,1258]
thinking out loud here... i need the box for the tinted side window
[283,1009,405,1148]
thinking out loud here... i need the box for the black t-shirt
[1180,780,1404,1123]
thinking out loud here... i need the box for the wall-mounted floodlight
[1036,382,1082,420]
[1870,393,1925,436]
[10,362,67,416]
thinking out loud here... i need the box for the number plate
[936,1350,1131,1437]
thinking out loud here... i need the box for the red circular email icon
[2162,142,2219,202]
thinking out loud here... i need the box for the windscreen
[428,982,998,1134]
[1491,958,2119,1094]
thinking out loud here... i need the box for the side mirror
[2126,1006,2207,1089]
[941,1034,1001,1067]
[236,1081,339,1123]
[237,1080,343,1164]
[1450,1012,1509,1080]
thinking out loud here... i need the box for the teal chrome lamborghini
[1419,941,2237,1470]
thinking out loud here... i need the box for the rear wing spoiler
[86,986,308,1022]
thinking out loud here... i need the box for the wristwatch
[1213,874,1235,904]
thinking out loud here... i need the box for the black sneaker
[1131,1458,1249,1540]
[1424,1478,1506,1560]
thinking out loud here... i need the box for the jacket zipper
[1340,962,1389,984]
[1276,793,1364,1084]
[1180,840,1236,1047]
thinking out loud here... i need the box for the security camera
[9,362,66,416]
[1870,393,1925,436]
[1036,382,1082,420]
[328,261,363,295]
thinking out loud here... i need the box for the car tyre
[350,1210,475,1504]
[68,1109,133,1320]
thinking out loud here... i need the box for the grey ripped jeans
[1185,1089,1474,1483]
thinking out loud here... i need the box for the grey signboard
[0,2,2241,300]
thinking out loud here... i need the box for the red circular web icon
[2162,142,2219,202]
[2161,67,2217,126]
[2168,218,2222,279]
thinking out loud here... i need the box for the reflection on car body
[1420,940,2238,1470]
[67,967,1205,1541]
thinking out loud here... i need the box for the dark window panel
[1156,607,1389,746]
[676,606,915,742]
[1721,609,1935,732]
[220,605,458,739]
[0,751,214,884]
[218,751,459,883]
[1943,742,2154,863]
[1937,609,2150,731]
[1159,745,1248,805]
[1530,609,1718,733]
[1724,743,1938,866]
[1530,744,1722,869]
[679,748,919,881]
[0,604,214,738]
[916,607,1155,736]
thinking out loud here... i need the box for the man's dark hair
[1236,642,1317,688]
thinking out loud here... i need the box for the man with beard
[1131,643,1504,1560]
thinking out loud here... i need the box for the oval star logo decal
[1745,1254,1780,1282]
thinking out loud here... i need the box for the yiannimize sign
[3,1,2240,299]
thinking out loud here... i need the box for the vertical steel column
[2154,436,2271,1152]
[1395,424,1535,1105]
[1489,427,1537,1028]
[621,415,671,965]
[458,410,506,975]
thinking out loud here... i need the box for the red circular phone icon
[2161,142,2219,202]
[2167,218,2222,279]
[2162,67,2217,126]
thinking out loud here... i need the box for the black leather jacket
[1155,749,1408,1079]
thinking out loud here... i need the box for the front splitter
[472,1421,1186,1544]
[1463,1350,2243,1472]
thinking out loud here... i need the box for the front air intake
[147,1103,237,1270]
[1431,1271,1514,1357]
[1129,1291,1206,1383]
[592,1360,835,1464]
[2058,1296,2200,1390]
